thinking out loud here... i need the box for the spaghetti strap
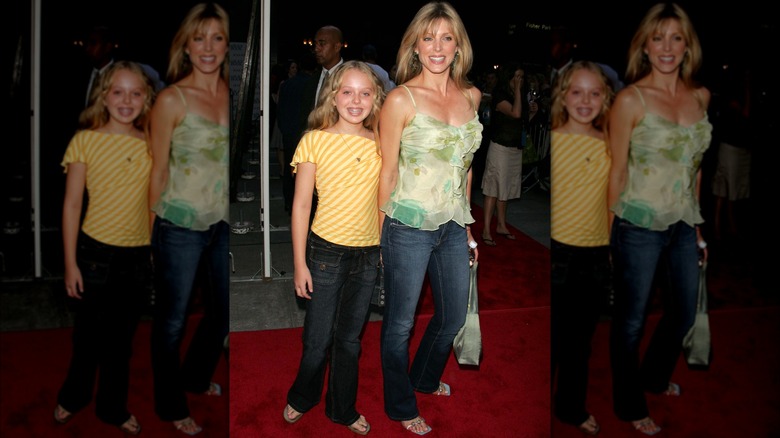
[171,85,188,108]
[466,88,475,112]
[631,85,646,109]
[400,85,417,108]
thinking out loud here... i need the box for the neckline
[643,112,709,130]
[413,111,479,129]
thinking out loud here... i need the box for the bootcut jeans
[380,218,469,421]
[609,217,698,421]
[150,218,229,422]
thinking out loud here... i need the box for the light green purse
[453,261,482,366]
[682,261,711,367]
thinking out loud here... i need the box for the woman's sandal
[347,415,370,435]
[481,235,497,247]
[403,416,431,436]
[203,382,222,396]
[53,404,73,424]
[578,415,600,436]
[173,417,202,436]
[283,404,303,424]
[663,382,681,396]
[432,381,450,396]
[119,415,141,436]
[631,417,661,436]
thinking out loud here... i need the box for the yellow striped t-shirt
[291,130,381,247]
[61,130,151,247]
[551,131,610,247]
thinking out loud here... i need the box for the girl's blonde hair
[624,2,702,86]
[167,2,229,83]
[307,61,386,150]
[79,60,156,132]
[394,1,473,89]
[550,60,614,135]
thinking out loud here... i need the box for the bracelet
[698,240,707,249]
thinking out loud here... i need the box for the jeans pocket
[77,246,111,286]
[307,242,343,287]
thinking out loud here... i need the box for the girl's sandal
[54,404,73,424]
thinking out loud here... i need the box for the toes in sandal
[173,417,203,436]
[283,404,303,424]
[120,415,141,436]
[347,415,370,435]
[204,382,222,396]
[54,404,73,424]
[632,417,661,436]
[578,415,600,436]
[432,381,450,396]
[663,382,680,396]
[403,417,432,436]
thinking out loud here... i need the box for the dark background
[4,0,774,278]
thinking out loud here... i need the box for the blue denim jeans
[609,217,698,421]
[380,218,470,421]
[57,232,150,426]
[287,232,379,425]
[150,218,229,422]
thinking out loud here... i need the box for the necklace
[336,130,369,163]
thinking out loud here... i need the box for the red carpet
[230,210,552,437]
[230,308,550,437]
[0,316,229,437]
[552,307,780,437]
[417,204,550,314]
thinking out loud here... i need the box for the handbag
[453,260,482,366]
[682,260,711,367]
[371,260,385,308]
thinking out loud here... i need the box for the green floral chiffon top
[611,87,712,231]
[381,85,483,230]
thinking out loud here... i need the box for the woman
[607,3,711,435]
[147,3,230,435]
[377,2,481,435]
[480,62,526,246]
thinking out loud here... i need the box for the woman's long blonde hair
[394,1,474,89]
[624,2,702,86]
[167,2,230,83]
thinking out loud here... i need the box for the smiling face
[333,68,376,127]
[563,68,606,128]
[415,18,458,75]
[185,18,228,75]
[644,18,687,75]
[103,68,147,127]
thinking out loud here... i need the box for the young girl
[283,60,385,436]
[55,60,156,435]
[550,61,614,436]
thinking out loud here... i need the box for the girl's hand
[293,268,314,300]
[63,265,84,299]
